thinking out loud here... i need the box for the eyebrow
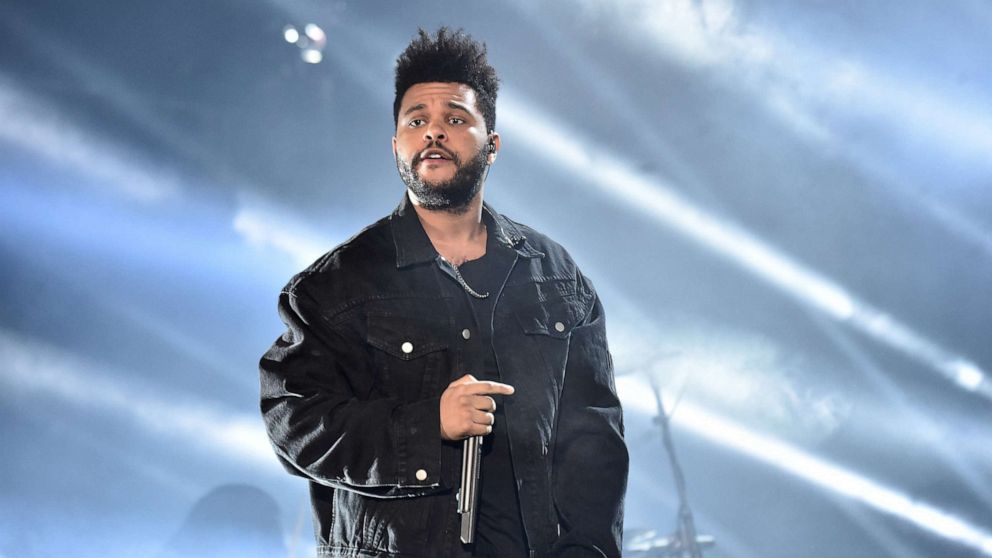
[402,101,474,118]
[447,101,472,115]
[402,103,426,117]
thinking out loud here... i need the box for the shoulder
[495,212,599,301]
[511,219,575,267]
[281,214,393,305]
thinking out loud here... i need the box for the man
[260,28,627,558]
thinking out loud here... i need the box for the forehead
[399,82,481,114]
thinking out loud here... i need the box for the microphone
[458,435,483,544]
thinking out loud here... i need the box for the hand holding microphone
[440,374,514,440]
[440,374,514,544]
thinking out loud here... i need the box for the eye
[448,117,466,125]
[408,118,425,128]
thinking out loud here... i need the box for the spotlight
[301,49,323,64]
[282,24,300,44]
[304,23,326,47]
[282,22,326,64]
[952,360,985,391]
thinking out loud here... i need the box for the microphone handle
[458,435,483,544]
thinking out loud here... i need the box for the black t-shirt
[456,249,529,558]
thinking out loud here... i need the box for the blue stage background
[1,1,990,556]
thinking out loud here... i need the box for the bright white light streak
[501,95,991,401]
[577,0,773,68]
[0,80,179,203]
[953,361,985,391]
[618,376,992,555]
[576,0,992,255]
[823,60,992,160]
[0,331,274,468]
[232,205,336,267]
[583,0,992,161]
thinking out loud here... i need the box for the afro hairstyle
[393,27,500,133]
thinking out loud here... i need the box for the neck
[409,190,487,265]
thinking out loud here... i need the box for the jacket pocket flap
[514,297,584,339]
[366,315,448,360]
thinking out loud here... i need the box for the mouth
[418,148,454,165]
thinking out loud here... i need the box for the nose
[424,121,447,143]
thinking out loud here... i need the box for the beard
[397,143,488,215]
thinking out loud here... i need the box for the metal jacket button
[401,341,414,354]
[415,469,428,481]
[554,321,565,333]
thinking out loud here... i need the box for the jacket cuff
[392,396,444,488]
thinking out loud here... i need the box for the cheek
[395,136,419,159]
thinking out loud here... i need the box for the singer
[260,28,628,558]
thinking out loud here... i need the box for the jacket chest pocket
[365,314,449,401]
[511,293,586,391]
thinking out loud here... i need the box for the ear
[487,131,501,164]
[392,136,398,159]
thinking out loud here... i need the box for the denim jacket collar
[390,193,544,268]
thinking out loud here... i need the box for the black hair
[393,27,499,132]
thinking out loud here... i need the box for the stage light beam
[618,376,992,556]
[500,93,991,403]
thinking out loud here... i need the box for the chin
[420,171,457,185]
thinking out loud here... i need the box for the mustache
[412,142,459,166]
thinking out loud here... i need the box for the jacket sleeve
[550,274,629,557]
[259,280,444,498]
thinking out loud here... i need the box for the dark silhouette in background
[158,484,286,558]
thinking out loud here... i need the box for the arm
[259,282,442,498]
[550,276,629,557]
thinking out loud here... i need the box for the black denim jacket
[260,196,628,557]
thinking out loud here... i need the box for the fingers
[449,375,513,395]
[475,395,496,413]
[460,380,515,396]
[451,373,478,386]
[455,395,496,415]
[460,398,497,436]
[461,409,494,436]
[468,424,493,436]
[441,407,494,438]
[471,409,495,426]
[440,375,514,440]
